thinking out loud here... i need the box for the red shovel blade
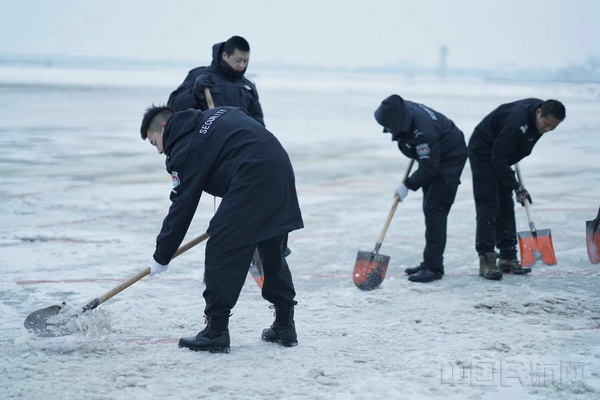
[586,220,600,264]
[249,249,265,288]
[353,251,390,291]
[518,229,557,267]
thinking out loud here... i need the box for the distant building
[439,45,448,79]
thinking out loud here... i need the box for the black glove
[515,186,532,206]
[193,75,214,99]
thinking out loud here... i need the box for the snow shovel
[24,232,209,336]
[586,205,600,264]
[353,159,414,290]
[515,164,557,267]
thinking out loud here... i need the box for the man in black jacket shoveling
[468,98,565,280]
[140,105,303,352]
[375,95,467,283]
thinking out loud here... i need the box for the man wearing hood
[167,36,264,126]
[374,95,467,283]
[140,104,303,353]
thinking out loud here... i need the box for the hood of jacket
[163,109,204,156]
[210,42,247,80]
[374,95,413,140]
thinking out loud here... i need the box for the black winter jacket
[153,107,302,265]
[468,98,544,190]
[167,42,265,126]
[375,95,467,190]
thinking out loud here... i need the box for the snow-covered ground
[1,65,599,399]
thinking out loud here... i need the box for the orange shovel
[353,159,414,290]
[515,163,557,267]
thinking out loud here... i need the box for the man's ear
[161,122,167,128]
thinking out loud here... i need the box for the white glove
[394,184,409,201]
[148,257,169,276]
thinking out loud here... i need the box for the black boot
[408,267,443,283]
[404,263,424,276]
[406,262,444,276]
[179,316,230,353]
[262,305,298,347]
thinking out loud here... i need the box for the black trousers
[421,177,459,273]
[203,233,296,318]
[469,158,517,259]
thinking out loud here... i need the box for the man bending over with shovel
[140,104,303,353]
[374,95,468,283]
[468,98,565,280]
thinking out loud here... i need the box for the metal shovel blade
[586,220,600,264]
[518,228,557,267]
[353,250,390,291]
[23,303,65,337]
[23,232,210,337]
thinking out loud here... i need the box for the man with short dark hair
[374,95,468,283]
[468,98,566,280]
[140,104,303,353]
[167,36,264,126]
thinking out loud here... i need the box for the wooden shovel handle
[514,163,536,232]
[375,196,400,252]
[204,87,215,109]
[96,232,209,306]
[374,159,415,252]
[96,267,151,306]
[400,159,415,195]
[173,232,209,258]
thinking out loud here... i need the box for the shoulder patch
[416,143,431,158]
[171,171,180,194]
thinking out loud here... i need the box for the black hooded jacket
[468,98,544,190]
[167,42,265,126]
[374,95,467,190]
[153,107,302,265]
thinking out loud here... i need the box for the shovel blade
[518,229,557,267]
[249,249,265,288]
[24,303,64,336]
[353,250,390,291]
[586,220,600,264]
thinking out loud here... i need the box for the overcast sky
[3,0,600,70]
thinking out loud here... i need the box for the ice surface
[1,64,600,399]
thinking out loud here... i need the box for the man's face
[147,125,165,154]
[222,49,250,72]
[535,109,562,133]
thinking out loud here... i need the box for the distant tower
[439,45,448,79]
